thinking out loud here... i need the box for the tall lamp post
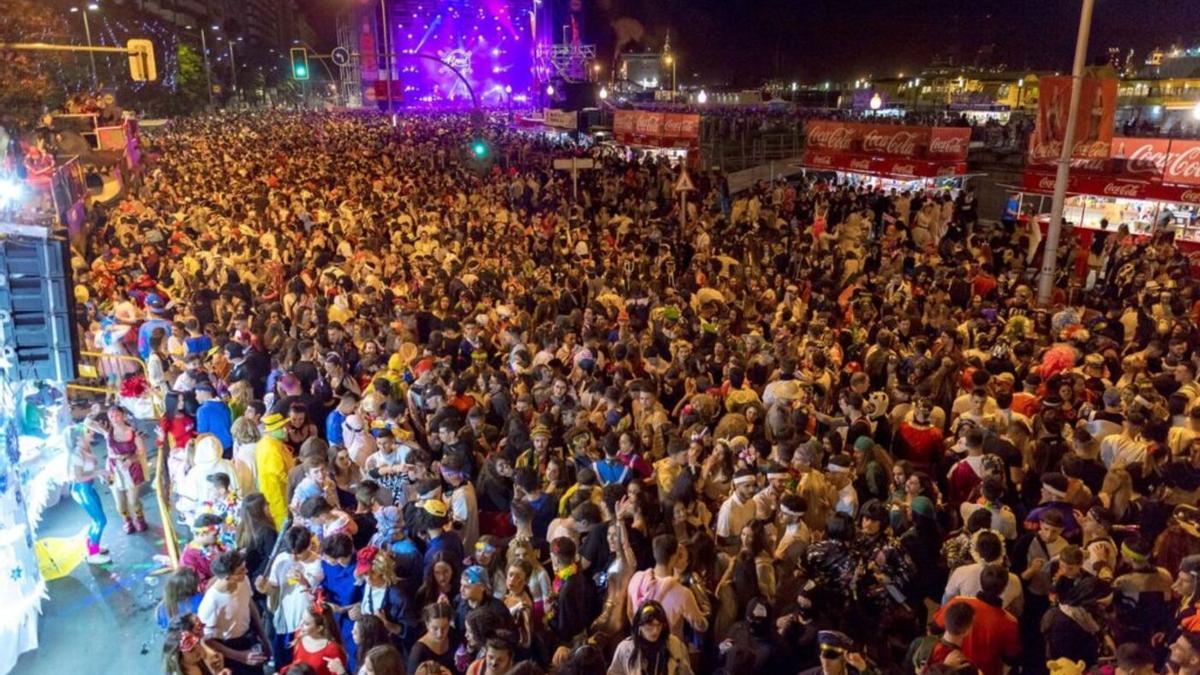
[70,3,100,89]
[380,0,394,113]
[664,54,676,102]
[1037,0,1096,306]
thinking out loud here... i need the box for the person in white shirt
[942,530,1024,617]
[1102,410,1150,468]
[197,550,270,674]
[826,454,859,518]
[716,470,759,551]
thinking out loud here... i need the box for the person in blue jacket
[195,382,234,455]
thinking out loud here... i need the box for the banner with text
[1029,75,1117,165]
[804,121,969,161]
[612,110,701,148]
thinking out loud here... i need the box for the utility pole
[380,0,393,113]
[1037,0,1096,306]
[200,28,213,106]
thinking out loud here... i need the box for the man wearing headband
[716,468,760,550]
[1012,508,1068,674]
[775,493,812,565]
[1024,472,1081,541]
[1112,535,1173,647]
[826,454,859,518]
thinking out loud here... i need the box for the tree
[0,0,86,125]
[175,43,208,109]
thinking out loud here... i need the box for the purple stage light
[372,0,535,106]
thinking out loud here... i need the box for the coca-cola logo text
[929,135,967,156]
[1038,176,1057,190]
[810,154,832,166]
[1101,183,1141,198]
[862,130,919,156]
[1125,142,1168,175]
[1181,190,1200,203]
[1166,145,1200,184]
[808,126,855,151]
[849,159,871,171]
[891,164,916,175]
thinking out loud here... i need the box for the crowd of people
[65,108,1200,675]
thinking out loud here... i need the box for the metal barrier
[67,350,179,569]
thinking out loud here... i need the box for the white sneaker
[86,552,112,564]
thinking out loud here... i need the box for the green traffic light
[471,142,487,157]
[295,65,307,78]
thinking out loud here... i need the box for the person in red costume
[283,598,349,675]
[895,397,944,476]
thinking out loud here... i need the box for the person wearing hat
[453,565,508,638]
[796,630,871,675]
[852,499,914,628]
[1042,576,1114,668]
[195,382,235,455]
[946,428,988,509]
[418,498,465,576]
[254,412,295,529]
[608,600,693,675]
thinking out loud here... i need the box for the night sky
[301,0,1200,85]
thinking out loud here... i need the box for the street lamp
[664,54,676,101]
[697,89,707,104]
[598,86,608,100]
[869,92,882,110]
[70,3,100,88]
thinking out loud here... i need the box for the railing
[68,350,178,569]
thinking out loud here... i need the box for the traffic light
[290,47,309,80]
[127,39,157,81]
[470,140,488,158]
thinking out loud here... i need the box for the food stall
[609,110,701,166]
[1008,137,1200,248]
[799,121,973,195]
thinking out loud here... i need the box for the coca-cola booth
[800,121,971,190]
[1009,136,1200,248]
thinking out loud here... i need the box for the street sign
[674,169,696,192]
[331,47,350,67]
[552,158,594,171]
[127,39,156,82]
[553,157,595,201]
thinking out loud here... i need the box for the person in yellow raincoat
[254,413,294,528]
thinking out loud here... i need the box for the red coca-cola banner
[805,121,968,161]
[1165,140,1200,187]
[1029,76,1117,165]
[1021,170,1200,204]
[613,110,700,148]
[1111,137,1170,178]
[928,128,972,161]
[803,150,966,178]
